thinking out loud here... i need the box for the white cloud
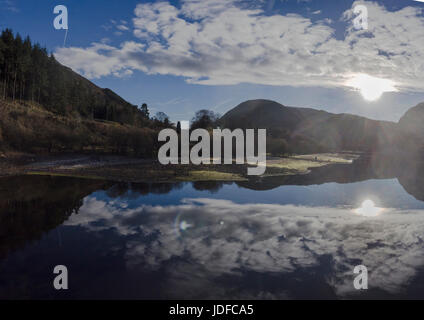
[116,24,129,31]
[0,0,19,12]
[55,0,424,92]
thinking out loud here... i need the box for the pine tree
[20,36,32,101]
[0,37,5,99]
[140,103,150,119]
[12,33,24,101]
[1,29,14,100]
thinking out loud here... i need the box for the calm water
[2,159,424,299]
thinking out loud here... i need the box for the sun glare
[346,74,397,101]
[354,199,384,217]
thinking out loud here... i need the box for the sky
[2,0,424,122]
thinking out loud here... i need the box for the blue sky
[2,0,424,122]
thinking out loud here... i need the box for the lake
[1,160,424,299]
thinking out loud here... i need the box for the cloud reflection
[65,197,424,298]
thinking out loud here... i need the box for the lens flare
[354,199,384,217]
[346,74,397,101]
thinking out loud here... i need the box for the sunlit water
[1,174,424,299]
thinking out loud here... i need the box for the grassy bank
[0,153,357,183]
[0,100,158,157]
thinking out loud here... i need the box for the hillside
[0,29,165,156]
[2,28,422,158]
[0,100,157,156]
[220,99,402,154]
[0,29,148,126]
[399,102,424,137]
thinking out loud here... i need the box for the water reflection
[1,155,424,299]
[354,200,384,217]
[0,175,111,260]
[61,197,424,298]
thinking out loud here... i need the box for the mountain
[399,102,424,137]
[2,29,422,158]
[0,29,163,156]
[0,29,148,126]
[219,99,402,154]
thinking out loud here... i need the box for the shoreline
[0,152,360,183]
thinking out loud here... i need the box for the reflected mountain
[1,156,424,257]
[1,156,424,252]
[238,157,390,190]
[238,154,424,204]
[0,176,111,259]
[104,181,185,199]
[1,158,424,299]
[395,161,424,202]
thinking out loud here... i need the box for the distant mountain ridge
[3,29,423,157]
[399,102,424,137]
[220,99,419,154]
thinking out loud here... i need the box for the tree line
[0,29,289,157]
[0,29,154,126]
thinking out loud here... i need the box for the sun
[346,74,397,101]
[354,199,384,217]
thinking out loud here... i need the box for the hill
[399,102,424,138]
[2,28,422,159]
[219,99,401,154]
[0,100,157,156]
[0,29,148,126]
